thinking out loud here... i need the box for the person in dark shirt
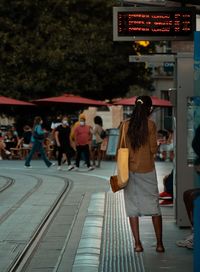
[55,116,75,171]
[20,125,32,147]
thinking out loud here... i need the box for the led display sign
[113,7,196,41]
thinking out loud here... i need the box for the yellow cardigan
[118,119,158,173]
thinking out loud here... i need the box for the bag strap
[112,122,127,176]
[119,122,127,148]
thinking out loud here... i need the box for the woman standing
[120,96,165,253]
[24,116,55,168]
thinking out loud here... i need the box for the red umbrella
[0,96,35,106]
[33,93,108,106]
[113,96,172,107]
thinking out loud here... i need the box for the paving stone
[0,160,193,272]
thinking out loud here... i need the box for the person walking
[50,114,62,159]
[74,115,94,171]
[54,116,75,171]
[119,96,165,253]
[24,116,55,168]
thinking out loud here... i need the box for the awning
[0,96,35,106]
[113,96,172,107]
[33,93,108,106]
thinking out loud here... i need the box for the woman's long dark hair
[94,116,103,126]
[127,96,153,150]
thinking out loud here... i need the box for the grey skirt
[123,170,161,217]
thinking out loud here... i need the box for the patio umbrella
[113,96,172,107]
[33,93,108,106]
[0,96,35,106]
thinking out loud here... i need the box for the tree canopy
[0,0,154,101]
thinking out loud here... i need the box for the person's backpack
[100,129,106,139]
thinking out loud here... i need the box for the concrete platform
[0,160,193,271]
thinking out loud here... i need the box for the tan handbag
[110,123,129,192]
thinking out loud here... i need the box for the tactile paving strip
[99,191,145,272]
[72,191,145,272]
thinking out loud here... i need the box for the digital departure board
[113,7,196,41]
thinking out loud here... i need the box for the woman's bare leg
[152,215,165,252]
[96,147,102,167]
[183,189,200,226]
[129,216,143,252]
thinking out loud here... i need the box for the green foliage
[0,0,154,101]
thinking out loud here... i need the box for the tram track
[0,175,43,224]
[0,175,73,272]
[0,175,15,193]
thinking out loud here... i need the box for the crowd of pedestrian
[0,113,107,170]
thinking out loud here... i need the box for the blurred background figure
[19,125,32,148]
[157,129,174,161]
[0,131,11,159]
[55,116,75,171]
[74,115,94,171]
[159,170,174,206]
[70,113,85,149]
[4,129,18,152]
[91,116,104,168]
[50,114,62,159]
[24,116,55,168]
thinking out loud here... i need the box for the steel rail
[0,175,15,193]
[0,175,43,224]
[6,175,72,272]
